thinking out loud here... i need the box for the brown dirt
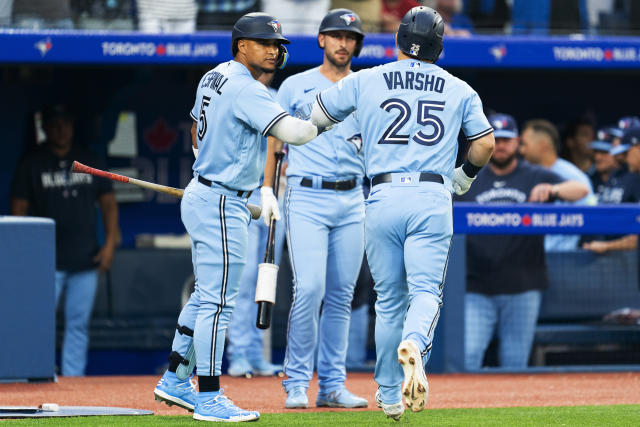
[1,372,639,415]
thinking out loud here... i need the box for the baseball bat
[71,161,262,220]
[256,151,285,330]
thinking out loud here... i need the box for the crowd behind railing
[1,0,639,36]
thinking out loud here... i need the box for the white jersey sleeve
[234,81,289,137]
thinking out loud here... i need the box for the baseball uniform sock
[199,375,220,392]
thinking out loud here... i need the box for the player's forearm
[556,180,589,201]
[269,115,318,146]
[263,136,283,188]
[98,193,119,248]
[605,235,638,251]
[467,133,495,169]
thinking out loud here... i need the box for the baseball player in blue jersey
[261,9,368,410]
[310,6,495,420]
[152,13,321,423]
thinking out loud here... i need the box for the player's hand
[452,166,475,195]
[260,186,281,226]
[529,183,554,202]
[94,242,115,272]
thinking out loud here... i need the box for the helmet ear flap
[276,44,289,69]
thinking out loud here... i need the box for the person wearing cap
[519,119,595,252]
[10,104,120,376]
[262,8,368,409]
[457,113,589,370]
[151,12,322,422]
[583,126,640,254]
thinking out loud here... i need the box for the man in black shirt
[11,104,119,376]
[456,113,589,370]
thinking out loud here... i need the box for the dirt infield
[1,372,639,415]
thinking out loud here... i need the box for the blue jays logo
[492,119,508,129]
[347,133,362,153]
[34,37,52,56]
[269,19,281,32]
[340,13,356,25]
[490,44,507,61]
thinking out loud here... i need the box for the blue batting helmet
[318,9,364,56]
[232,13,290,69]
[397,6,444,62]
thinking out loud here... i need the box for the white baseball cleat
[375,389,404,421]
[397,340,429,412]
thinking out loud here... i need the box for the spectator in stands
[330,0,380,32]
[263,0,329,35]
[0,0,11,27]
[10,104,119,376]
[457,112,589,370]
[12,0,74,29]
[137,0,197,33]
[583,126,640,254]
[424,0,472,36]
[512,0,588,35]
[196,0,259,31]
[519,119,596,251]
[381,0,421,33]
[561,116,596,174]
[464,0,510,33]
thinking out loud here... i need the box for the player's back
[352,59,491,186]
[191,61,279,191]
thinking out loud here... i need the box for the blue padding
[1,30,640,69]
[0,216,55,381]
[454,203,640,234]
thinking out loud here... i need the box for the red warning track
[1,372,639,415]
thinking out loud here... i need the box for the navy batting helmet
[318,9,364,57]
[232,13,290,69]
[397,6,444,62]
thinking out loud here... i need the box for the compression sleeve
[269,115,318,146]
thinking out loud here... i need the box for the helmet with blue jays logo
[397,6,444,62]
[318,8,364,57]
[232,12,290,69]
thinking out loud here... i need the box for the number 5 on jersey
[198,96,211,141]
[378,98,445,146]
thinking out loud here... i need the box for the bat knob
[256,302,272,330]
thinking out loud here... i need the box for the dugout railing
[429,203,640,373]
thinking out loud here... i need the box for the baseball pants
[365,180,453,404]
[226,192,285,364]
[169,178,251,377]
[282,179,365,392]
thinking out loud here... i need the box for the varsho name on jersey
[383,71,445,93]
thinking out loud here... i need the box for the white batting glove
[452,166,476,195]
[260,186,281,226]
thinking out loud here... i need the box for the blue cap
[590,141,613,152]
[488,113,518,139]
[618,116,640,130]
[596,126,624,143]
[621,126,640,146]
[610,144,630,156]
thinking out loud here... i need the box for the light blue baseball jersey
[316,59,493,184]
[190,60,288,191]
[276,67,365,179]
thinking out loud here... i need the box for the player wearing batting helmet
[261,8,368,410]
[153,12,322,423]
[309,6,495,420]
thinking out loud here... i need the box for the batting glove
[260,186,281,226]
[452,166,476,195]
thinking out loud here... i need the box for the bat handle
[256,302,273,329]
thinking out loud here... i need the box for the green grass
[3,405,639,426]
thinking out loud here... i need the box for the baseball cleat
[193,389,259,422]
[227,358,254,378]
[285,386,309,409]
[397,340,429,412]
[375,389,404,421]
[153,370,197,412]
[249,359,284,377]
[316,388,368,408]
